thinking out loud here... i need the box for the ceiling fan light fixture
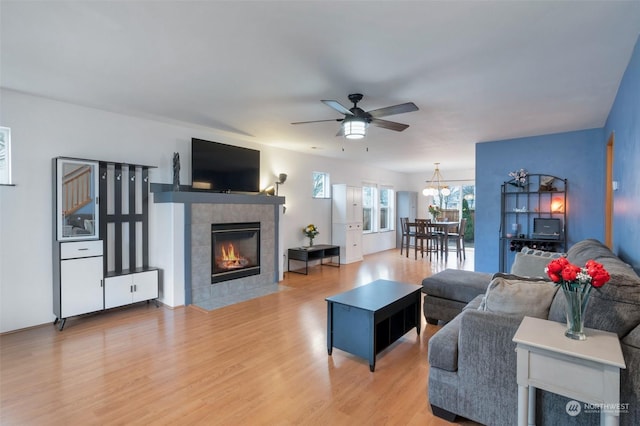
[343,118,367,139]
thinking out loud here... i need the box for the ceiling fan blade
[371,118,410,132]
[291,118,343,125]
[367,102,419,118]
[335,125,345,137]
[321,100,354,116]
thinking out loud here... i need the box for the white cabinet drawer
[60,240,103,259]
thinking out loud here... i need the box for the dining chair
[426,219,442,259]
[448,218,467,260]
[400,217,415,256]
[415,219,439,260]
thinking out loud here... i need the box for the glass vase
[309,237,314,247]
[563,288,588,340]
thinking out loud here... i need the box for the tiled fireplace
[190,202,278,309]
[152,188,285,310]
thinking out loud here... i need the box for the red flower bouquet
[545,257,610,340]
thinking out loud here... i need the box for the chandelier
[422,163,451,197]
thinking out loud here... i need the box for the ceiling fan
[291,93,419,139]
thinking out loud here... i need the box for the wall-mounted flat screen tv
[191,138,260,193]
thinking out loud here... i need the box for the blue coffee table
[326,279,421,372]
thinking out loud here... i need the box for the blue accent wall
[604,34,640,272]
[476,34,640,273]
[475,128,605,273]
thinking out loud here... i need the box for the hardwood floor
[1,248,478,425]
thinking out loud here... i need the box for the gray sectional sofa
[423,239,640,425]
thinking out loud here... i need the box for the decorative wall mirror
[56,158,99,241]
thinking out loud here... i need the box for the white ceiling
[2,1,639,174]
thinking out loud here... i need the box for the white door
[60,256,103,317]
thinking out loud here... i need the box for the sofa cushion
[510,248,564,278]
[623,324,640,349]
[422,269,492,303]
[566,238,620,266]
[426,295,486,373]
[478,274,559,319]
[427,309,465,372]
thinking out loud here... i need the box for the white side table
[513,316,626,426]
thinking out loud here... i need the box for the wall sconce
[263,173,288,196]
[275,173,287,196]
[551,197,565,213]
[264,185,276,196]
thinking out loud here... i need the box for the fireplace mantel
[151,184,285,309]
[151,184,285,206]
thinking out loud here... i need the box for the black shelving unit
[98,161,155,275]
[499,174,567,272]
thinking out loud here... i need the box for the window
[432,184,475,242]
[379,186,394,231]
[434,185,475,211]
[0,127,11,185]
[312,171,330,198]
[362,184,395,233]
[462,185,476,210]
[362,184,375,232]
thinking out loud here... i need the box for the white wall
[0,89,421,332]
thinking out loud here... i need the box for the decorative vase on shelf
[563,288,588,341]
[308,237,314,247]
[508,181,527,192]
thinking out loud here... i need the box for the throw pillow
[478,276,559,319]
[510,247,565,278]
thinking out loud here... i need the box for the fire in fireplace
[211,222,260,283]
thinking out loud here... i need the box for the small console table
[513,316,626,426]
[287,244,340,275]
